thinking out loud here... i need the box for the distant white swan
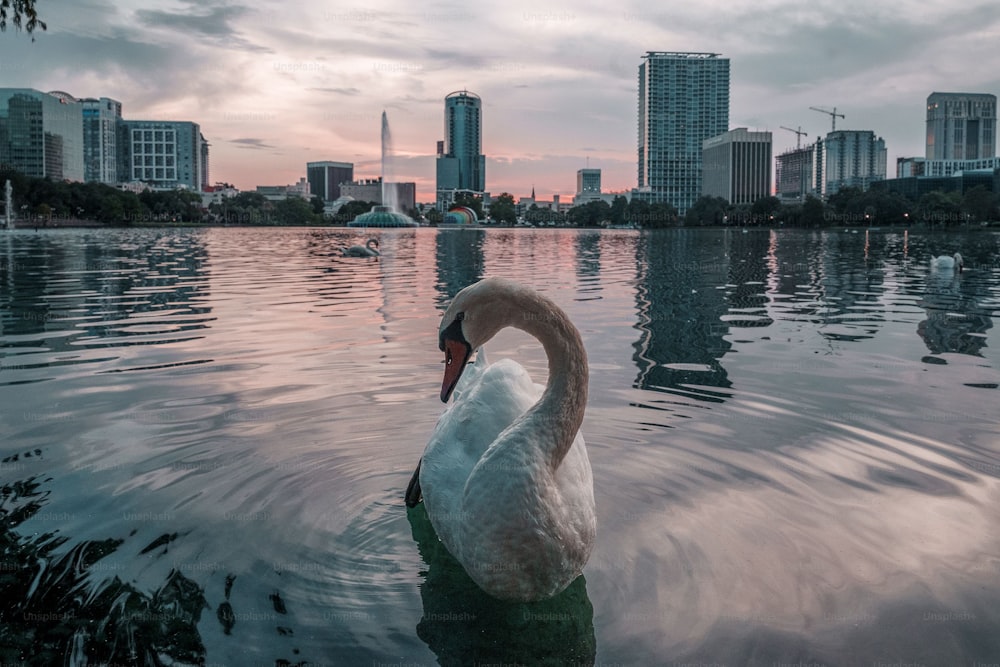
[342,238,380,257]
[931,252,963,272]
[405,277,595,602]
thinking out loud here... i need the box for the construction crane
[810,106,845,132]
[780,125,808,149]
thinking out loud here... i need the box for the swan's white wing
[420,357,538,549]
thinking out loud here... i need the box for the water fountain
[349,111,418,228]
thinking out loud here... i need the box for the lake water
[1,226,999,666]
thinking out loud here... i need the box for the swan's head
[367,238,379,248]
[954,252,964,272]
[437,277,524,402]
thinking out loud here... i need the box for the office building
[436,90,486,198]
[926,92,997,160]
[119,120,207,190]
[307,161,353,202]
[573,168,615,205]
[340,177,416,213]
[898,155,1000,178]
[637,52,730,214]
[0,88,84,181]
[701,128,772,205]
[874,168,1000,201]
[255,177,311,201]
[577,168,601,195]
[817,130,886,196]
[81,97,122,184]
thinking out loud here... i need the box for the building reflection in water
[574,230,602,281]
[433,229,485,308]
[632,230,733,403]
[0,230,212,365]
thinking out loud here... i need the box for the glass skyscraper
[0,88,84,181]
[818,130,886,196]
[81,97,122,184]
[637,52,730,215]
[436,90,485,196]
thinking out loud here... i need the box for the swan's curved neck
[504,290,588,470]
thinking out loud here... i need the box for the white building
[898,155,1000,178]
[701,128,772,205]
[120,120,208,190]
[256,177,311,201]
[200,183,240,207]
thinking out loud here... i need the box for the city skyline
[1,1,999,202]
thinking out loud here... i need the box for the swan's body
[931,252,963,272]
[405,277,595,602]
[342,238,380,257]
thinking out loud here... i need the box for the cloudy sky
[1,0,999,202]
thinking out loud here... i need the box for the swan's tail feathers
[404,459,423,507]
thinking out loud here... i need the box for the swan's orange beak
[441,339,472,402]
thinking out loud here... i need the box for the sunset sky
[1,0,998,202]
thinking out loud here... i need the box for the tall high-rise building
[0,88,84,181]
[818,130,886,196]
[926,92,997,160]
[775,144,818,201]
[637,52,730,214]
[119,120,205,190]
[307,161,354,202]
[81,97,122,184]
[701,128,772,205]
[436,90,486,196]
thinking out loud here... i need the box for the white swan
[342,238,380,257]
[405,277,595,602]
[931,252,963,272]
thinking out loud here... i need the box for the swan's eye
[445,350,453,366]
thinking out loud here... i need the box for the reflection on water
[407,503,595,665]
[435,228,485,305]
[633,230,733,404]
[918,268,993,357]
[1,227,999,665]
[0,470,209,665]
